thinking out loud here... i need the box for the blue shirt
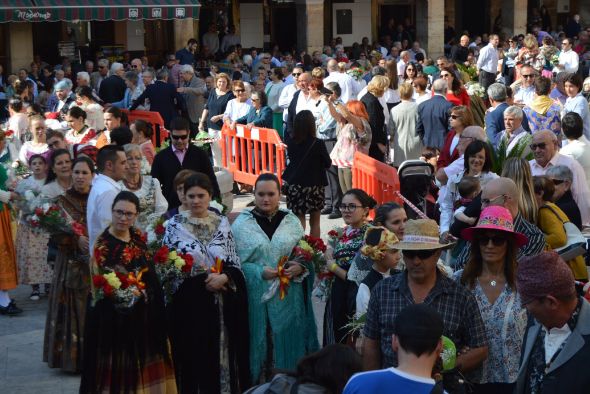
[344,368,446,394]
[175,48,195,65]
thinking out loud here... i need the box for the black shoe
[0,301,23,316]
[328,211,342,219]
[321,207,333,215]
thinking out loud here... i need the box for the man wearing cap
[345,305,445,394]
[47,80,75,122]
[514,251,590,393]
[363,219,488,375]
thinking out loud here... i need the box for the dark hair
[187,38,197,46]
[533,175,555,202]
[105,106,122,119]
[344,189,378,209]
[133,119,153,138]
[8,98,23,112]
[170,117,190,132]
[72,156,96,174]
[173,169,198,190]
[183,173,213,196]
[253,90,268,107]
[462,232,518,289]
[440,66,462,95]
[96,145,125,173]
[28,153,47,166]
[254,173,281,192]
[374,202,403,226]
[271,66,284,80]
[46,129,64,142]
[110,126,133,146]
[394,304,443,357]
[292,110,316,143]
[292,344,362,394]
[457,176,480,198]
[534,76,552,96]
[112,190,140,213]
[564,72,583,91]
[46,149,72,184]
[75,85,94,101]
[562,111,584,139]
[27,103,44,116]
[421,147,439,160]
[68,105,87,120]
[463,140,492,173]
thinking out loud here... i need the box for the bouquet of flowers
[551,54,560,66]
[153,245,200,304]
[92,267,148,310]
[465,81,486,98]
[313,228,344,301]
[346,67,365,82]
[26,201,71,234]
[146,216,167,252]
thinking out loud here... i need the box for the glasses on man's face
[481,194,507,206]
[171,134,189,140]
[522,74,535,79]
[131,65,138,68]
[477,235,507,247]
[529,142,547,151]
[403,249,437,260]
[113,209,137,219]
[340,204,362,212]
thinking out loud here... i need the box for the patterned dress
[80,227,177,394]
[120,176,168,233]
[163,210,250,393]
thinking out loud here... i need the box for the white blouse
[223,98,253,122]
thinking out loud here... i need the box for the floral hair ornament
[360,226,400,261]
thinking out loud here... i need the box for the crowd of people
[1,10,590,394]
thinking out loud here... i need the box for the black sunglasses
[171,134,189,140]
[403,249,437,260]
[477,235,507,247]
[529,142,547,150]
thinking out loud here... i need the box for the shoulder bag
[542,204,587,261]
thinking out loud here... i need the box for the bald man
[451,35,470,65]
[452,177,546,268]
[323,59,358,103]
[284,72,312,144]
[529,130,590,225]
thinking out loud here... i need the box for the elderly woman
[437,105,474,169]
[111,71,145,111]
[440,140,499,234]
[232,90,273,129]
[546,165,583,230]
[232,174,318,383]
[75,86,104,131]
[360,75,389,162]
[389,83,421,167]
[562,72,590,140]
[64,106,97,145]
[457,206,528,394]
[533,176,588,281]
[440,66,470,106]
[265,67,286,136]
[223,80,253,125]
[560,112,590,188]
[522,76,561,136]
[120,144,168,232]
[177,64,206,136]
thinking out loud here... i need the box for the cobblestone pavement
[0,193,341,393]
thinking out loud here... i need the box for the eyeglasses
[403,249,437,260]
[450,114,461,119]
[292,72,301,77]
[481,194,507,206]
[522,74,535,79]
[551,179,566,185]
[131,65,138,68]
[171,134,189,140]
[252,98,260,102]
[459,135,473,140]
[340,204,363,212]
[529,142,547,150]
[234,89,245,93]
[113,209,137,219]
[477,235,507,247]
[440,73,451,78]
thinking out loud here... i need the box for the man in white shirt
[397,51,410,79]
[284,72,312,142]
[278,66,303,123]
[323,59,357,103]
[514,65,537,106]
[476,34,499,92]
[554,38,579,73]
[528,130,590,225]
[87,145,128,248]
[559,112,590,189]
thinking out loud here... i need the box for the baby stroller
[397,160,439,221]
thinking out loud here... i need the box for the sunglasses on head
[403,249,437,260]
[171,134,189,140]
[477,235,507,247]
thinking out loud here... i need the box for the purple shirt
[172,145,186,164]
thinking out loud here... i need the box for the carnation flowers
[153,245,198,304]
[92,267,148,310]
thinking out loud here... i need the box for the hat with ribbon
[461,206,528,247]
[394,219,454,250]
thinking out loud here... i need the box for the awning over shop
[0,0,200,22]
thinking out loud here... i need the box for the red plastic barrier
[122,110,169,147]
[352,152,403,217]
[219,124,286,186]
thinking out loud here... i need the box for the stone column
[421,0,445,60]
[9,23,33,72]
[502,0,528,36]
[174,18,196,53]
[295,0,324,53]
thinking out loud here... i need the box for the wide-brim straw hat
[395,219,455,250]
[462,206,528,248]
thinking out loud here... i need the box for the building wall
[332,0,372,47]
[240,3,264,49]
[8,23,33,72]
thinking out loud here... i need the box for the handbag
[281,139,316,194]
[543,204,587,261]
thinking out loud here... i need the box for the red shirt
[446,88,470,107]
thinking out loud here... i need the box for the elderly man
[130,58,143,73]
[363,219,488,373]
[177,65,206,137]
[485,83,510,147]
[278,65,303,130]
[560,112,590,188]
[450,35,470,65]
[76,71,102,104]
[453,177,545,267]
[99,62,126,104]
[397,50,411,79]
[284,72,312,143]
[499,106,531,156]
[84,60,94,75]
[514,64,536,106]
[91,58,109,92]
[476,34,499,92]
[46,80,75,121]
[529,130,590,225]
[323,59,357,103]
[416,79,453,150]
[514,252,590,394]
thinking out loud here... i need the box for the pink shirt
[140,140,156,165]
[172,145,186,165]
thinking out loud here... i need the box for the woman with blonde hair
[389,83,421,166]
[311,67,325,80]
[501,157,538,223]
[516,34,544,73]
[360,75,389,162]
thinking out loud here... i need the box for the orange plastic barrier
[122,110,169,147]
[352,152,403,216]
[219,124,286,186]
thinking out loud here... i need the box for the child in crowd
[453,176,480,226]
[419,147,439,171]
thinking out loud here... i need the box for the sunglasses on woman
[477,235,507,247]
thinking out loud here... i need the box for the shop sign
[152,8,162,18]
[15,9,52,21]
[175,8,185,18]
[129,8,139,18]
